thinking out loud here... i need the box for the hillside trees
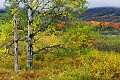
[3,0,88,70]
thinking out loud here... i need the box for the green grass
[0,50,120,80]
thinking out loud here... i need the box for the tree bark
[14,16,18,72]
[27,0,33,70]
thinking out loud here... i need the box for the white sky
[0,0,5,8]
[0,0,120,9]
[87,0,120,8]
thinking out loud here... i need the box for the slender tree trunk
[27,0,33,70]
[14,16,18,72]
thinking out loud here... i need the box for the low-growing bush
[0,50,120,80]
[95,35,120,52]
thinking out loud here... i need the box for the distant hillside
[78,7,120,23]
[0,9,5,14]
[1,7,120,23]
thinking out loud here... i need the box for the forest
[78,7,120,22]
[0,0,120,80]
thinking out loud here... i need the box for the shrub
[60,20,98,54]
[0,50,120,79]
[95,35,120,52]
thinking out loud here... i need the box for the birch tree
[27,0,33,70]
[5,0,87,70]
[14,16,18,72]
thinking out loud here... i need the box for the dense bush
[31,20,98,59]
[95,35,120,52]
[57,20,98,54]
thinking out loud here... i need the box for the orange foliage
[113,23,120,29]
[94,21,101,28]
[101,21,105,26]
[87,21,92,25]
[56,24,63,28]
[56,21,67,28]
[61,21,67,25]
[86,21,120,30]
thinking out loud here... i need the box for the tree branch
[33,44,61,55]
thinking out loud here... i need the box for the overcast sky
[0,0,120,9]
[0,0,5,8]
[87,0,120,8]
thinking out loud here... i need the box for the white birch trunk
[27,0,33,70]
[14,16,18,72]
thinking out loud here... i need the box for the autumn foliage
[86,21,120,30]
[56,20,120,31]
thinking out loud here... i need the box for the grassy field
[0,50,120,80]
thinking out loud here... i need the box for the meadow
[0,50,120,80]
[0,20,120,80]
[1,0,120,79]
